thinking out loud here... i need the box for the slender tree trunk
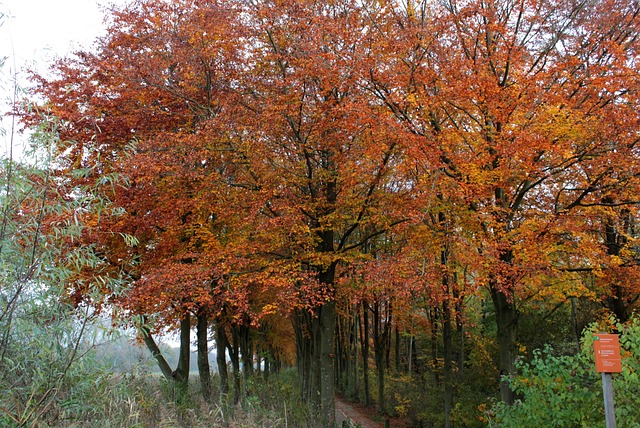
[440,232,453,428]
[196,310,212,402]
[346,313,352,391]
[373,299,386,414]
[140,325,174,381]
[255,343,262,377]
[385,303,392,370]
[407,335,412,373]
[340,311,351,393]
[429,308,440,386]
[362,300,371,407]
[443,299,453,428]
[240,322,253,396]
[294,310,311,401]
[353,308,359,400]
[216,323,229,395]
[335,312,344,389]
[274,355,281,374]
[454,273,465,379]
[263,350,270,379]
[140,315,190,403]
[228,325,242,404]
[395,325,400,373]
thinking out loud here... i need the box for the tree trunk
[337,310,351,393]
[443,299,453,428]
[228,325,242,403]
[429,308,440,386]
[316,298,336,426]
[292,263,337,426]
[490,285,518,405]
[345,315,351,393]
[240,322,253,395]
[440,235,453,428]
[264,351,270,379]
[395,325,400,373]
[353,309,359,400]
[140,325,174,381]
[196,310,212,402]
[385,303,392,370]
[454,273,465,380]
[373,299,386,415]
[140,315,190,403]
[177,314,191,394]
[407,335,412,373]
[294,310,311,401]
[605,220,630,322]
[216,323,229,395]
[335,312,344,390]
[177,313,191,379]
[362,300,371,407]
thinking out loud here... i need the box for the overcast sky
[1,0,130,155]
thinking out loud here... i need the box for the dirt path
[335,399,385,428]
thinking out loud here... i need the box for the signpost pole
[602,372,617,428]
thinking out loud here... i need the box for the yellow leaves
[477,403,489,424]
[261,303,278,316]
[394,390,412,418]
[608,255,624,267]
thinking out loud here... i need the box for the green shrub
[488,316,640,427]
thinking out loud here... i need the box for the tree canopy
[27,0,640,423]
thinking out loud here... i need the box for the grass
[42,367,311,428]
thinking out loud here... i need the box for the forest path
[335,398,385,428]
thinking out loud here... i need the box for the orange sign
[594,334,622,373]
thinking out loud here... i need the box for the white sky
[0,0,187,350]
[1,0,130,156]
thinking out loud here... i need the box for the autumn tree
[31,0,409,419]
[364,0,640,404]
[28,0,253,401]
[28,0,640,421]
[212,0,411,422]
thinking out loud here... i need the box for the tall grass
[47,365,311,428]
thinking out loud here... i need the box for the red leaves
[27,0,640,344]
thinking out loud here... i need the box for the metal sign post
[601,372,616,428]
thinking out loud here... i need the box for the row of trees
[25,0,640,425]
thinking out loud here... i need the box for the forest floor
[335,398,407,428]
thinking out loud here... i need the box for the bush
[487,316,640,427]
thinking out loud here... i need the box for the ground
[335,398,406,428]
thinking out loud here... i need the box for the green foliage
[516,302,581,358]
[238,369,309,427]
[384,372,446,427]
[371,329,497,427]
[0,103,131,425]
[487,316,640,427]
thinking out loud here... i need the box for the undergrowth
[42,366,311,428]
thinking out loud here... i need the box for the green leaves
[488,317,640,427]
[0,105,132,425]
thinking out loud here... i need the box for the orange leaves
[26,0,640,351]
